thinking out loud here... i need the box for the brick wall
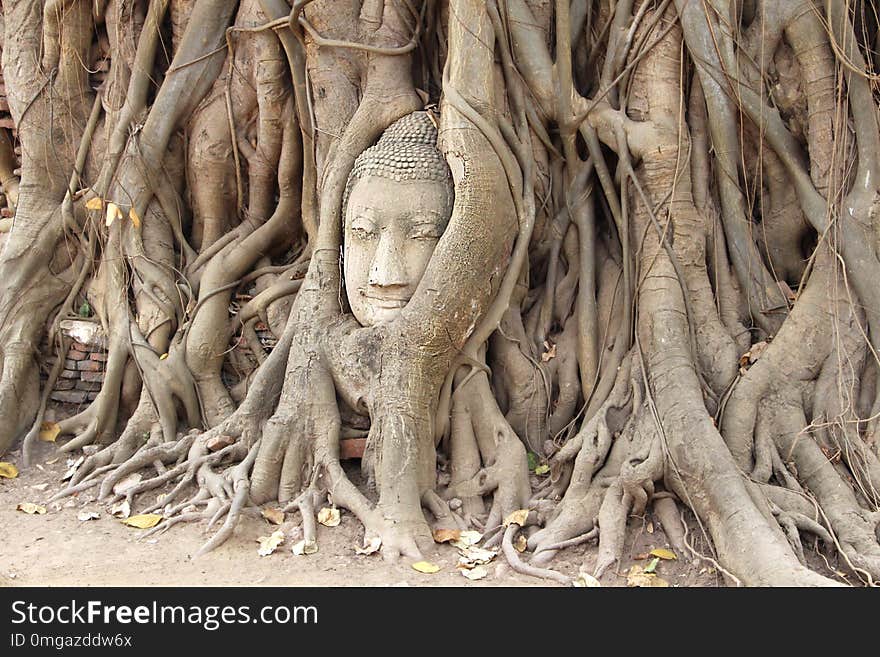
[45,342,107,406]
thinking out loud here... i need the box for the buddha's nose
[368,232,409,288]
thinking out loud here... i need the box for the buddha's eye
[350,219,377,240]
[408,223,443,240]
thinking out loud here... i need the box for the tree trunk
[2,0,879,586]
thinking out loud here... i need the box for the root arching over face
[4,0,880,587]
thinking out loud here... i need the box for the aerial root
[194,440,261,557]
[502,523,572,585]
[651,495,690,559]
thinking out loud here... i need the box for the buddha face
[344,175,452,326]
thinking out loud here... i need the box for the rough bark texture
[2,0,880,586]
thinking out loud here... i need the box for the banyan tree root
[5,0,880,587]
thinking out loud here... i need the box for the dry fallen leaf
[110,499,131,519]
[573,572,602,587]
[17,502,47,515]
[257,529,285,556]
[749,341,768,362]
[112,472,143,496]
[261,507,285,525]
[85,197,104,211]
[39,421,61,443]
[61,456,84,482]
[121,514,163,529]
[317,507,340,527]
[433,528,461,544]
[646,521,654,534]
[457,546,497,567]
[541,342,557,362]
[514,534,528,552]
[291,539,318,556]
[411,561,441,574]
[31,483,49,491]
[129,208,141,229]
[650,548,677,560]
[105,202,123,227]
[206,435,235,452]
[449,530,482,550]
[504,509,529,527]
[459,565,488,580]
[77,511,100,522]
[626,564,670,588]
[355,536,381,555]
[0,462,18,479]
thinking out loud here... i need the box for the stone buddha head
[342,112,454,327]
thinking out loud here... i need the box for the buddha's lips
[360,290,412,308]
[368,298,409,309]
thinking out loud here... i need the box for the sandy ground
[1,438,721,588]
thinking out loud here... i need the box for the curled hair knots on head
[343,111,453,213]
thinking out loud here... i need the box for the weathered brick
[67,349,88,360]
[76,359,102,372]
[64,359,77,370]
[86,392,100,401]
[75,380,102,391]
[71,342,91,352]
[80,371,104,383]
[52,379,76,391]
[89,352,108,362]
[50,390,88,404]
[340,438,366,460]
[59,369,79,379]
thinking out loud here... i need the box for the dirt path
[1,440,718,588]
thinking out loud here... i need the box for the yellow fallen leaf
[129,208,141,229]
[412,561,441,574]
[514,534,528,552]
[0,462,18,478]
[85,197,104,211]
[317,506,340,527]
[291,539,318,556]
[459,565,488,580]
[159,353,168,360]
[534,464,550,475]
[650,548,677,560]
[355,536,381,555]
[105,202,122,227]
[573,572,601,587]
[504,509,529,527]
[261,507,285,525]
[257,529,284,556]
[39,421,61,442]
[626,564,670,588]
[433,528,461,544]
[17,502,47,515]
[121,513,162,529]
